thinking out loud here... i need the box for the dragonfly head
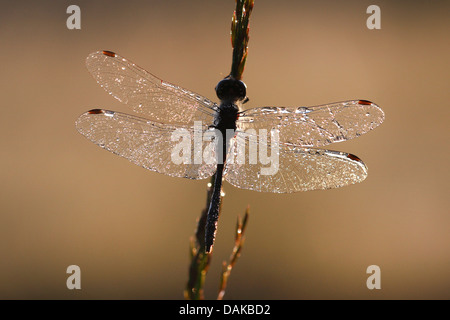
[215,77,247,103]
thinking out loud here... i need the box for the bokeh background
[1,0,449,299]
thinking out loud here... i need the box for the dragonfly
[76,50,385,252]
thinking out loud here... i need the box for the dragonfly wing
[86,51,217,125]
[236,100,384,147]
[224,133,368,193]
[76,109,217,179]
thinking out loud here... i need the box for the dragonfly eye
[215,78,247,102]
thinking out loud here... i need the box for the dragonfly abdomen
[205,104,237,253]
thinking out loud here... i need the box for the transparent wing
[224,132,368,193]
[236,100,384,147]
[75,109,217,179]
[86,51,217,125]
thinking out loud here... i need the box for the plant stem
[217,207,249,300]
[184,177,215,300]
[185,0,254,300]
[230,0,254,80]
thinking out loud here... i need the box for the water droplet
[261,107,275,113]
[296,107,312,114]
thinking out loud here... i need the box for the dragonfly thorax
[214,102,239,132]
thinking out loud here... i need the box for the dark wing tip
[358,100,373,105]
[346,153,363,162]
[102,50,116,57]
[88,109,104,114]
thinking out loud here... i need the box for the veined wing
[75,109,217,179]
[236,100,384,147]
[86,51,217,125]
[224,132,368,193]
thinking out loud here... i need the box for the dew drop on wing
[260,107,275,113]
[295,106,312,114]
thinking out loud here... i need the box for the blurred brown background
[0,0,449,299]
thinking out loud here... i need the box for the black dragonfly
[76,50,385,252]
